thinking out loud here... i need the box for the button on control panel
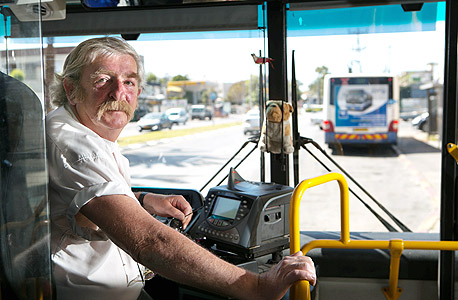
[197,221,240,242]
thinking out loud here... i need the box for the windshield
[288,2,444,233]
[40,2,444,235]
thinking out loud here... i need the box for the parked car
[137,112,173,132]
[310,110,324,128]
[400,110,423,121]
[131,106,149,122]
[243,109,261,135]
[166,107,189,125]
[303,103,323,112]
[191,105,213,120]
[412,112,429,131]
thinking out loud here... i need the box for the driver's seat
[0,72,53,300]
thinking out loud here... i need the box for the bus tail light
[388,120,399,132]
[322,120,334,132]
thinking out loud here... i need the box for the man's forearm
[136,221,261,300]
[82,194,261,300]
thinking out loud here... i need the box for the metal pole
[292,50,300,187]
[1,7,11,74]
[439,0,458,298]
[259,50,265,182]
[267,1,289,185]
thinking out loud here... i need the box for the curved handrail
[289,172,349,300]
[289,172,458,300]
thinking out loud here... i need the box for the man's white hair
[49,36,144,107]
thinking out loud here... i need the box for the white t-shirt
[46,105,144,300]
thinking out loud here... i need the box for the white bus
[322,74,400,148]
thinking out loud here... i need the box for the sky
[128,20,445,90]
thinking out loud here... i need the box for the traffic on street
[120,109,440,234]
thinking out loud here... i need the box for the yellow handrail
[289,172,458,300]
[289,172,349,300]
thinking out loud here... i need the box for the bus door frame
[440,0,458,298]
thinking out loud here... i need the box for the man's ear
[63,78,76,105]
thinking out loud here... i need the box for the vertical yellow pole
[289,180,311,300]
[338,178,350,245]
[382,239,404,300]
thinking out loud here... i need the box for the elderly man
[46,36,315,300]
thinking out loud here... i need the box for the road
[295,114,441,233]
[121,116,259,191]
[120,112,441,233]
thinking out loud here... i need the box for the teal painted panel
[287,3,440,36]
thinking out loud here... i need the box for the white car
[310,110,324,127]
[166,107,189,125]
[243,109,261,135]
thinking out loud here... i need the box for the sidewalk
[412,131,441,150]
[398,122,442,150]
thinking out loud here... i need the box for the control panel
[193,180,293,258]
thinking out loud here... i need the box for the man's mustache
[97,100,134,121]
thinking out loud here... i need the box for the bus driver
[46,36,316,300]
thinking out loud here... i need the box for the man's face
[67,54,141,140]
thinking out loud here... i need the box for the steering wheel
[132,187,204,234]
[155,205,203,233]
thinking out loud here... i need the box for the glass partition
[0,4,52,300]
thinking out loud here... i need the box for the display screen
[212,196,240,220]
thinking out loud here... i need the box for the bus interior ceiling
[1,0,458,299]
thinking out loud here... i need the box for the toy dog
[259,100,294,154]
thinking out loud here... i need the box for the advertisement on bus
[323,75,399,147]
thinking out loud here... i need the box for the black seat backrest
[0,72,52,300]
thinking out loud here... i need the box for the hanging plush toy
[259,100,294,154]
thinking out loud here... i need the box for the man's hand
[140,193,193,229]
[257,251,316,300]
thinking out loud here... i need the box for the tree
[226,81,247,105]
[171,74,189,81]
[307,66,329,104]
[146,73,158,84]
[246,75,259,108]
